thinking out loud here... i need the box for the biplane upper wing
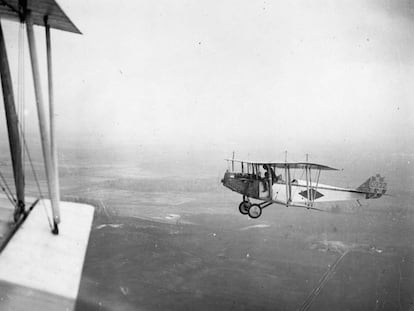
[0,0,81,33]
[226,159,339,171]
[273,162,339,171]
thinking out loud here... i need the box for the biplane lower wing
[0,197,94,311]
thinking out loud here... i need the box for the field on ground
[68,164,413,311]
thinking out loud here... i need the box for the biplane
[222,157,387,219]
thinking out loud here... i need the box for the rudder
[357,174,387,199]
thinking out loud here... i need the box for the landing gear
[248,204,262,219]
[238,196,268,219]
[239,201,251,215]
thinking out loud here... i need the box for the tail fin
[357,174,387,199]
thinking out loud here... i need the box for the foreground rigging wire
[0,170,16,206]
[15,22,53,230]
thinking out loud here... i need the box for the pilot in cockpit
[263,165,278,184]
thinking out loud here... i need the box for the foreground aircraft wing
[0,1,92,310]
[0,197,94,310]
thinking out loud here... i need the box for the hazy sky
[1,0,413,154]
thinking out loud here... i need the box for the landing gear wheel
[239,201,251,215]
[248,204,262,219]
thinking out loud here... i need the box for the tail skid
[357,174,387,199]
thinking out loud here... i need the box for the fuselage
[222,171,368,206]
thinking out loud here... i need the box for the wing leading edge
[225,159,338,171]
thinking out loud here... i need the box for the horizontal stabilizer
[357,174,387,199]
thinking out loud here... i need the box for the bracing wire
[22,134,53,229]
[16,22,52,229]
[0,24,27,210]
[0,24,25,212]
[291,169,305,199]
[0,22,52,228]
[0,170,16,203]
[0,185,15,206]
[0,173,16,206]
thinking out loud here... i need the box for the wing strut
[287,165,292,203]
[45,17,61,232]
[284,151,292,205]
[26,11,60,233]
[0,20,25,220]
[284,164,292,206]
